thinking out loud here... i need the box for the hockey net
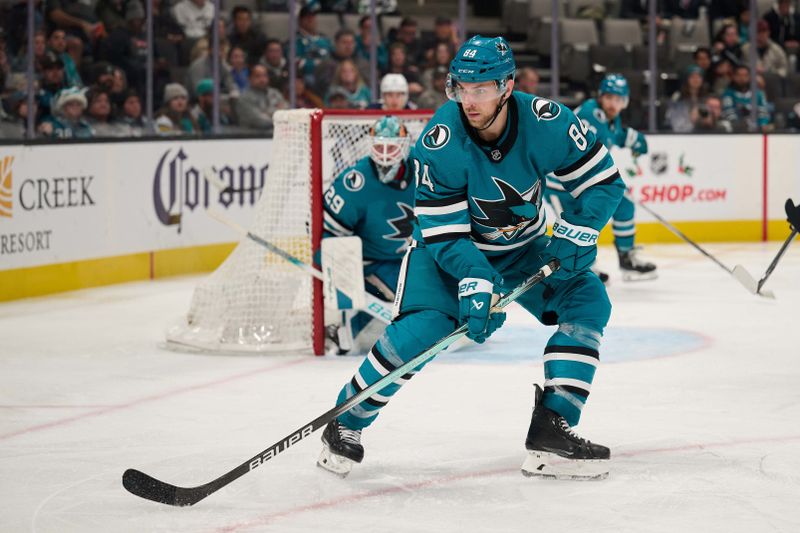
[166,108,433,355]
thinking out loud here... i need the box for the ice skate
[591,266,609,285]
[317,419,364,477]
[521,385,610,480]
[618,247,657,281]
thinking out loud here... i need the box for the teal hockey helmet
[598,74,630,107]
[446,35,516,103]
[369,115,410,182]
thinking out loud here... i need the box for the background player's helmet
[380,73,409,109]
[369,115,410,183]
[598,74,630,108]
[446,35,516,103]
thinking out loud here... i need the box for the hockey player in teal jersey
[547,74,657,281]
[317,36,624,480]
[322,116,416,354]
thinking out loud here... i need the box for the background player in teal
[547,74,657,281]
[322,116,416,355]
[318,36,625,480]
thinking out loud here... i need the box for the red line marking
[763,134,768,241]
[213,433,800,533]
[0,358,310,441]
[0,405,114,409]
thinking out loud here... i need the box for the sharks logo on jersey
[531,97,561,121]
[422,124,451,150]
[471,177,543,241]
[343,169,366,192]
[384,202,416,253]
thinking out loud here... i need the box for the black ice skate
[521,384,610,480]
[317,419,364,477]
[591,266,610,285]
[618,247,657,281]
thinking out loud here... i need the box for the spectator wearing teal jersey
[721,65,771,131]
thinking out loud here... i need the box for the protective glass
[445,75,506,103]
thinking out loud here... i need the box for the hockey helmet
[369,115,410,183]
[380,73,409,95]
[598,74,630,108]
[446,35,516,103]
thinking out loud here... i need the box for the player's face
[382,91,407,110]
[457,80,511,128]
[599,93,626,120]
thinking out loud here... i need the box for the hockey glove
[625,127,648,156]
[546,216,600,281]
[458,268,506,344]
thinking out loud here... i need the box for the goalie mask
[369,115,410,183]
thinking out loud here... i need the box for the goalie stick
[732,198,799,298]
[627,194,761,295]
[121,259,560,507]
[206,209,392,325]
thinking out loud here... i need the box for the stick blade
[123,468,192,507]
[731,265,759,294]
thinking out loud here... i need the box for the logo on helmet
[422,124,451,150]
[343,169,365,192]
[531,97,561,121]
[495,42,509,55]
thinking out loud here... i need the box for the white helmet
[380,73,409,96]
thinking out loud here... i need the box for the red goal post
[166,108,435,355]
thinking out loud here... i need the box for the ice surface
[1,243,799,533]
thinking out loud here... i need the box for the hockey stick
[627,194,760,295]
[735,198,799,298]
[206,209,392,325]
[121,259,559,506]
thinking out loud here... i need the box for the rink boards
[1,134,798,300]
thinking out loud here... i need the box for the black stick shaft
[757,229,797,292]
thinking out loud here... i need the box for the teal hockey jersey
[411,92,625,281]
[322,157,416,262]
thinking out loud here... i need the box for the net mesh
[166,109,432,354]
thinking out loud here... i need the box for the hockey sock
[541,330,599,427]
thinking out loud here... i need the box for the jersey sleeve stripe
[570,166,620,198]
[554,144,608,182]
[414,201,468,216]
[415,194,468,208]
[323,210,354,236]
[553,142,603,178]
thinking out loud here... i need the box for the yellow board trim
[0,242,236,302]
[596,219,766,244]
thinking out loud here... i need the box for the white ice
[1,242,799,533]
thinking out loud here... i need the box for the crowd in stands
[1,0,800,139]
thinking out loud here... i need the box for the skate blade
[621,271,658,282]
[317,445,354,478]
[521,451,609,481]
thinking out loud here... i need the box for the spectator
[152,0,185,67]
[325,58,371,108]
[354,15,388,72]
[12,30,46,74]
[710,57,733,94]
[85,88,126,136]
[326,86,350,109]
[295,6,333,87]
[236,64,288,132]
[103,1,149,97]
[36,50,70,121]
[721,65,770,131]
[0,92,29,138]
[43,87,94,138]
[420,16,459,65]
[117,90,153,136]
[416,65,448,110]
[96,0,129,33]
[190,78,213,133]
[763,0,800,52]
[47,28,82,87]
[173,0,215,40]
[89,61,116,92]
[515,66,540,95]
[382,42,423,97]
[228,6,266,64]
[421,41,453,90]
[388,17,423,64]
[186,29,236,98]
[742,19,789,78]
[260,38,287,90]
[45,0,102,45]
[694,95,733,132]
[284,76,324,109]
[228,46,249,93]
[713,23,743,66]
[693,46,712,72]
[666,65,709,132]
[737,6,751,43]
[155,82,198,134]
[369,73,414,110]
[314,28,369,95]
[109,66,129,108]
